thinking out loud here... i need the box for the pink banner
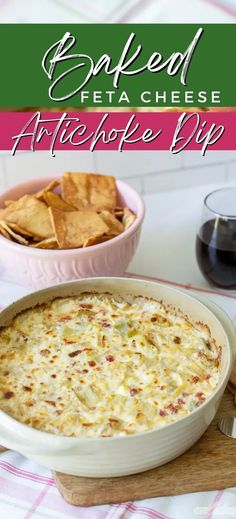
[0,111,235,155]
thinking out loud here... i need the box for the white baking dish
[0,277,235,477]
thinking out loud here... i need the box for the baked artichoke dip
[0,293,221,437]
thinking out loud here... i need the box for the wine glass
[196,187,236,290]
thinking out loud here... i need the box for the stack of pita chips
[0,173,136,249]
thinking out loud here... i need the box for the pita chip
[122,207,136,230]
[99,210,124,236]
[114,207,125,220]
[49,207,109,249]
[0,220,29,245]
[0,222,12,240]
[35,179,60,200]
[43,191,76,212]
[83,235,110,247]
[8,222,35,237]
[4,200,15,207]
[0,195,53,239]
[30,237,58,249]
[62,173,117,212]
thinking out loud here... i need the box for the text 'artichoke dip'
[0,293,221,437]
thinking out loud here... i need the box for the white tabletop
[130,181,236,286]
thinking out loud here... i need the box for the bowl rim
[0,177,145,254]
[0,276,234,446]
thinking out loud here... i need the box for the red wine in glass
[196,188,236,290]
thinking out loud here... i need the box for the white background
[0,150,235,197]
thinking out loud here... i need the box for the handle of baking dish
[0,425,27,453]
[0,423,96,456]
[0,422,42,454]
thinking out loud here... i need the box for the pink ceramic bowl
[0,177,145,289]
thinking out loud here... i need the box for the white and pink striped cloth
[0,273,236,519]
[0,0,235,23]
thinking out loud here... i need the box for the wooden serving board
[1,372,236,506]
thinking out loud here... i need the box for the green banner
[0,24,235,107]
